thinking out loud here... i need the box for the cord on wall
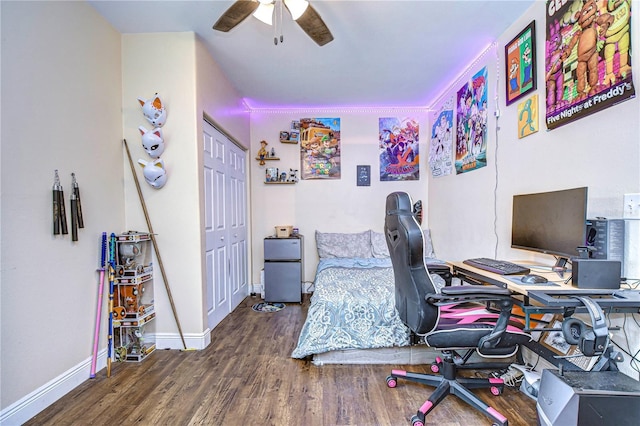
[492,45,501,259]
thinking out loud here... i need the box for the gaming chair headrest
[385,191,414,215]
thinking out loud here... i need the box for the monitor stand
[552,257,569,278]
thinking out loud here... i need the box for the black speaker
[537,370,640,426]
[571,259,621,289]
[585,218,625,261]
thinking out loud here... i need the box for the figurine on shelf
[287,169,299,183]
[258,140,268,165]
[270,147,276,157]
[266,167,278,182]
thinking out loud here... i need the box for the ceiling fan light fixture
[284,0,309,20]
[253,2,275,26]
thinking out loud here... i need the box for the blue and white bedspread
[291,258,411,359]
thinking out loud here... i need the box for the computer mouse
[520,274,548,284]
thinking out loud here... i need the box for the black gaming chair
[384,191,531,426]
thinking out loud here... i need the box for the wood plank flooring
[26,295,538,425]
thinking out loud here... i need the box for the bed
[291,230,449,365]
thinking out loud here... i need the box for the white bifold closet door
[203,120,248,331]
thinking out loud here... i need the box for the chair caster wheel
[430,358,442,373]
[410,414,425,426]
[386,375,397,388]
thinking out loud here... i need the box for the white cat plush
[137,94,167,127]
[138,158,167,189]
[138,126,165,158]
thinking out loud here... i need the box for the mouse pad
[505,276,559,286]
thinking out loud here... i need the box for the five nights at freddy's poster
[545,0,634,130]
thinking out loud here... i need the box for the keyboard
[463,258,531,275]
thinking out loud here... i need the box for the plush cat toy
[138,126,165,158]
[137,93,167,127]
[138,158,167,189]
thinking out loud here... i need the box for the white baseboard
[0,348,108,425]
[251,282,313,297]
[155,330,210,350]
[0,331,208,425]
[252,283,264,298]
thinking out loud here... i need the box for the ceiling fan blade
[294,4,334,46]
[213,0,259,32]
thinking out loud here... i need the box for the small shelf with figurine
[279,130,299,144]
[265,167,298,184]
[257,140,281,165]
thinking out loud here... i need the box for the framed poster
[505,20,536,106]
[356,165,370,186]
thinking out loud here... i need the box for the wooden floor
[26,295,538,426]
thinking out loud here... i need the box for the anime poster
[545,0,635,130]
[299,118,341,179]
[429,98,454,177]
[379,117,420,181]
[517,94,540,138]
[455,66,488,174]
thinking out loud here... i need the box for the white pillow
[316,231,372,258]
[370,230,390,258]
[423,229,436,258]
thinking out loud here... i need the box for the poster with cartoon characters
[518,94,540,138]
[455,67,488,174]
[545,0,635,130]
[505,21,537,106]
[299,118,341,179]
[429,98,454,177]
[379,117,420,181]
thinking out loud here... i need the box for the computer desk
[447,260,640,370]
[447,260,640,320]
[447,260,571,296]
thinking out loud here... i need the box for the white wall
[121,32,250,349]
[1,0,124,418]
[429,1,640,264]
[1,6,250,424]
[427,1,640,379]
[122,32,205,347]
[249,110,429,284]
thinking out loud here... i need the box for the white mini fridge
[263,235,303,303]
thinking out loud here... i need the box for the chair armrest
[426,285,512,305]
[441,285,511,297]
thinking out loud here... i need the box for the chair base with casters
[387,350,509,426]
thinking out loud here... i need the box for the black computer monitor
[511,187,588,270]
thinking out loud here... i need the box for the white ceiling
[88,0,535,109]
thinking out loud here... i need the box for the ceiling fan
[213,0,334,46]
